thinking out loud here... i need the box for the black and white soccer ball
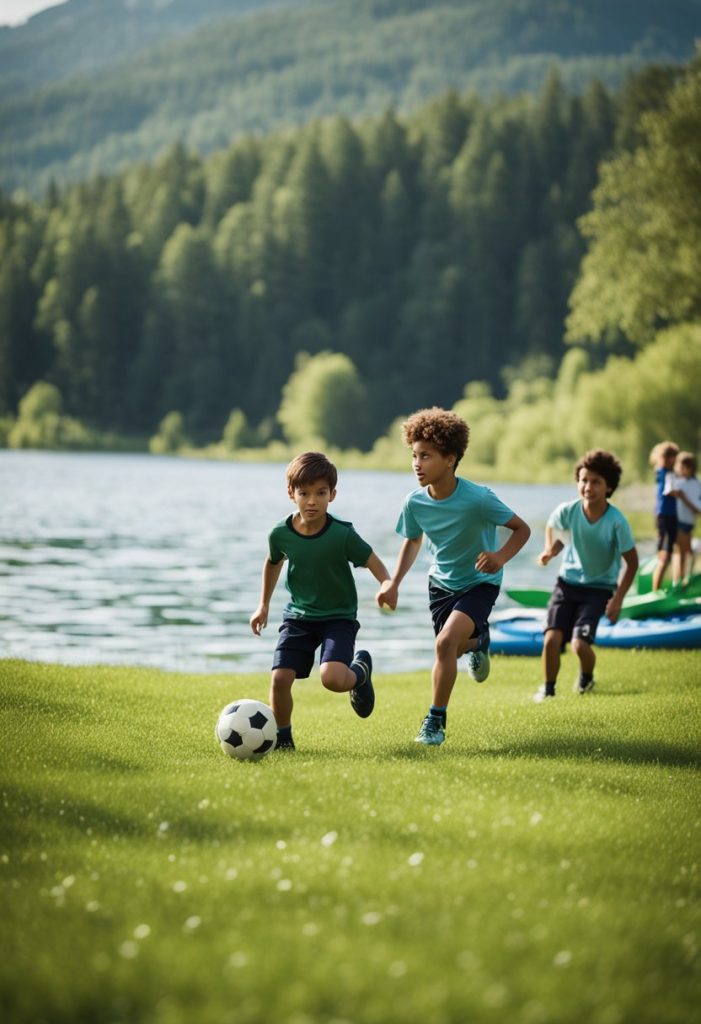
[215,699,277,761]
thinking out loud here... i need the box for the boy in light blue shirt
[377,407,531,746]
[534,449,638,702]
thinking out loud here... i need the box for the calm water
[0,451,573,673]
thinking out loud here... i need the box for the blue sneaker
[415,714,445,746]
[466,630,490,683]
[350,650,375,718]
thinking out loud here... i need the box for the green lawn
[1,652,699,1024]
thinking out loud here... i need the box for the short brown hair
[575,449,623,496]
[286,451,337,491]
[675,451,697,475]
[402,407,470,468]
[648,441,679,467]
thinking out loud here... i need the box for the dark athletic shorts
[545,578,612,646]
[428,581,499,643]
[272,616,359,679]
[656,514,678,553]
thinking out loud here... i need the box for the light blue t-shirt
[549,499,635,589]
[396,477,514,592]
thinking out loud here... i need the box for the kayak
[490,611,701,656]
[505,585,701,620]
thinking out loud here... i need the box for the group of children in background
[249,408,699,749]
[649,441,701,591]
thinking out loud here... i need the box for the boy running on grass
[250,451,390,750]
[534,449,638,703]
[377,408,530,746]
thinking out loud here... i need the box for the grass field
[2,652,700,1024]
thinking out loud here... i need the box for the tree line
[1,57,698,478]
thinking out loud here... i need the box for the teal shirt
[269,513,372,620]
[549,500,635,589]
[396,477,514,592]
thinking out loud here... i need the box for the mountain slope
[1,0,699,195]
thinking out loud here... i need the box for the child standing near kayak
[670,451,701,586]
[534,449,638,702]
[649,441,679,591]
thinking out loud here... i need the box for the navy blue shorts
[545,578,612,646]
[656,514,678,553]
[428,582,499,642]
[272,617,359,679]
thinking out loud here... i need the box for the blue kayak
[490,611,701,656]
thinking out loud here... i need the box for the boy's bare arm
[250,557,285,635]
[364,551,391,585]
[605,547,639,624]
[475,514,531,575]
[376,535,423,610]
[538,524,564,566]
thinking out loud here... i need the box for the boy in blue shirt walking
[377,407,531,746]
[534,449,638,702]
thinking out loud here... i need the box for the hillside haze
[0,0,699,194]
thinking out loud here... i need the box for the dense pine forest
[1,4,699,479]
[1,0,699,195]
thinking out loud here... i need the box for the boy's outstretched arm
[250,556,285,635]
[475,514,531,575]
[364,551,391,586]
[376,535,423,610]
[605,547,639,624]
[538,523,564,566]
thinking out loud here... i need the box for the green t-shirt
[269,513,373,620]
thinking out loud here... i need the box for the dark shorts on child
[429,581,499,642]
[272,616,359,678]
[656,513,678,553]
[545,578,612,645]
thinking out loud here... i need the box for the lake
[0,451,575,674]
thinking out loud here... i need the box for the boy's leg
[571,637,595,682]
[319,621,374,718]
[543,628,563,685]
[270,668,296,727]
[432,609,476,706]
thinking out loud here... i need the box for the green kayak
[506,576,701,620]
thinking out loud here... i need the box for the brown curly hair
[286,451,337,491]
[575,449,622,496]
[402,408,470,468]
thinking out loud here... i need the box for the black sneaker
[275,733,296,751]
[573,675,595,695]
[349,650,375,718]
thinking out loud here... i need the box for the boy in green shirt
[250,451,390,750]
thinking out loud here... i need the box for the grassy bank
[2,653,699,1023]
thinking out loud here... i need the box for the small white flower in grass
[184,916,201,932]
[229,952,247,968]
[198,799,210,810]
[277,878,293,891]
[530,812,543,826]
[361,911,381,926]
[86,900,100,913]
[554,950,572,967]
[62,875,75,888]
[225,868,238,881]
[302,922,319,936]
[172,880,187,893]
[158,822,169,833]
[133,924,150,940]
[407,852,424,867]
[276,840,287,850]
[119,940,139,959]
[321,831,337,847]
[388,960,407,978]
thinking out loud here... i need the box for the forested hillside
[0,63,684,449]
[1,0,699,195]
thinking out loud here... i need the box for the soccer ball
[215,699,277,762]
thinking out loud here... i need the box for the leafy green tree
[277,350,370,450]
[149,411,189,454]
[567,53,701,346]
